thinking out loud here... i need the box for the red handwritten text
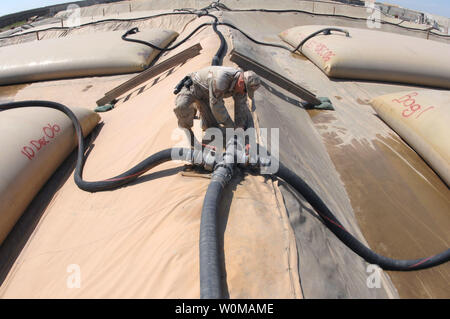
[297,33,336,62]
[21,123,61,160]
[391,92,435,119]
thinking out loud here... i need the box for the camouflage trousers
[174,83,251,131]
[174,83,219,131]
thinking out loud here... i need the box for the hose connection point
[212,162,234,184]
[203,148,216,172]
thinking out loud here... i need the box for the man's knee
[174,93,196,129]
[174,105,196,129]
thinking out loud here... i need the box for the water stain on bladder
[308,110,450,298]
[290,52,308,61]
[306,109,337,124]
[356,98,371,105]
[0,84,29,102]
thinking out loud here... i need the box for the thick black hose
[200,145,235,299]
[274,161,450,271]
[171,9,226,66]
[200,175,226,299]
[121,20,291,65]
[0,100,193,192]
[121,22,214,52]
[218,22,291,51]
[121,12,227,66]
[211,21,226,66]
[122,22,291,52]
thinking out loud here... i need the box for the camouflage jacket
[190,66,248,128]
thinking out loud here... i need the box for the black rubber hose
[122,12,227,67]
[192,12,226,66]
[199,174,226,299]
[274,161,450,271]
[292,27,350,53]
[121,22,213,51]
[200,149,235,299]
[122,21,291,53]
[121,13,218,52]
[218,22,292,51]
[0,100,194,192]
[211,21,226,66]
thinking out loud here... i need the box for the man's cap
[243,71,261,98]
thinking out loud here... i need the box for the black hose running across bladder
[200,168,228,299]
[292,27,350,53]
[199,144,235,299]
[274,161,450,271]
[2,7,449,296]
[121,12,227,66]
[0,100,195,192]
[121,15,292,67]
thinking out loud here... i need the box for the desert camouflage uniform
[174,66,250,130]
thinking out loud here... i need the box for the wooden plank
[230,49,321,106]
[96,43,202,106]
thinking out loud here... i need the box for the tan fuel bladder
[279,25,450,89]
[0,106,100,245]
[370,90,450,187]
[0,28,178,85]
[0,27,302,298]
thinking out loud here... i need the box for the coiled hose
[0,100,195,192]
[274,161,450,271]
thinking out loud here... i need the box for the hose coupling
[211,163,233,184]
[203,148,217,171]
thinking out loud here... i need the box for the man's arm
[208,77,234,127]
[233,93,250,129]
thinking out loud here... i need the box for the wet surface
[254,81,394,298]
[290,52,308,61]
[356,98,371,105]
[307,109,337,124]
[0,84,29,102]
[308,110,450,298]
